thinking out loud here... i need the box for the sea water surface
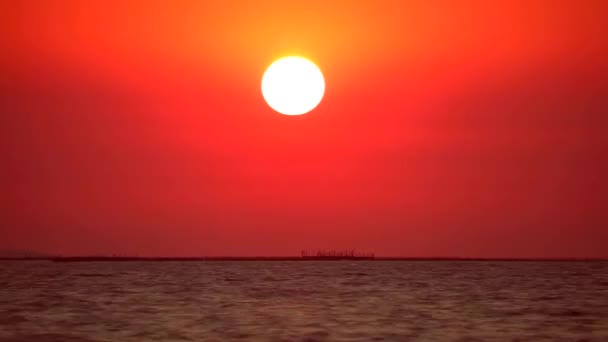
[1,261,607,341]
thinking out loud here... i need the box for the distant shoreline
[1,256,606,262]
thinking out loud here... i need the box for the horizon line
[2,256,607,262]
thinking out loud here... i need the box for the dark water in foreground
[1,261,607,341]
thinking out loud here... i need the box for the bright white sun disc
[261,56,325,115]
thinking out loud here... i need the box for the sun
[261,56,325,115]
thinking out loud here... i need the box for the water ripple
[1,261,607,341]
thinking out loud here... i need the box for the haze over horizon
[2,1,607,258]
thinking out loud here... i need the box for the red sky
[1,1,607,257]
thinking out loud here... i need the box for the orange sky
[1,1,607,257]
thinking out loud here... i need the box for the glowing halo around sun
[261,56,325,115]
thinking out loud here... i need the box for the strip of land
[0,256,606,262]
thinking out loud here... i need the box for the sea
[1,261,607,341]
